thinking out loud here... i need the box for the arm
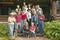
[13,17,16,22]
[31,16,33,22]
[36,16,38,24]
[8,17,12,23]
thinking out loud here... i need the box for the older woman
[8,12,16,39]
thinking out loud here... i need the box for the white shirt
[39,8,43,14]
[26,11,31,20]
[8,16,16,25]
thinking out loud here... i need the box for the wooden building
[0,0,60,22]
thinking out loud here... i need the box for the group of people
[8,2,45,39]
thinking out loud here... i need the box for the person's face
[35,5,38,9]
[37,5,40,8]
[25,22,28,26]
[23,2,26,5]
[10,14,13,17]
[17,5,20,8]
[33,10,36,15]
[28,4,31,7]
[31,22,34,26]
[18,11,20,14]
[32,6,35,8]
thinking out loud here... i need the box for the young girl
[8,13,16,39]
[30,22,36,37]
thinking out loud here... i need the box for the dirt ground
[15,36,50,40]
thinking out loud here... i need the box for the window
[56,1,60,14]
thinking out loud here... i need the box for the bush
[44,20,60,40]
[0,23,9,37]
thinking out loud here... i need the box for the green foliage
[0,23,9,37]
[44,20,60,40]
[1,37,9,40]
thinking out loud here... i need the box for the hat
[9,13,14,15]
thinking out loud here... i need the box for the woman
[8,12,16,39]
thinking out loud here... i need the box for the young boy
[30,22,36,37]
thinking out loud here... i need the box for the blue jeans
[22,30,27,36]
[38,21,44,35]
[16,23,21,33]
[8,24,14,36]
[30,32,36,37]
[14,22,16,29]
[21,20,26,29]
[31,15,38,27]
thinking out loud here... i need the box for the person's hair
[27,9,31,11]
[11,10,15,12]
[24,21,28,26]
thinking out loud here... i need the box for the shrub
[44,20,60,40]
[0,23,9,37]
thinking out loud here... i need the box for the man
[15,10,22,36]
[31,10,38,27]
[38,10,45,36]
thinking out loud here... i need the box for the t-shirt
[21,13,27,20]
[38,14,45,21]
[26,11,31,20]
[15,14,22,23]
[30,26,36,31]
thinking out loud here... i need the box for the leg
[39,21,44,35]
[19,23,22,33]
[8,24,14,37]
[8,24,15,40]
[15,23,19,37]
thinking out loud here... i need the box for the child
[22,21,29,37]
[30,22,36,37]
